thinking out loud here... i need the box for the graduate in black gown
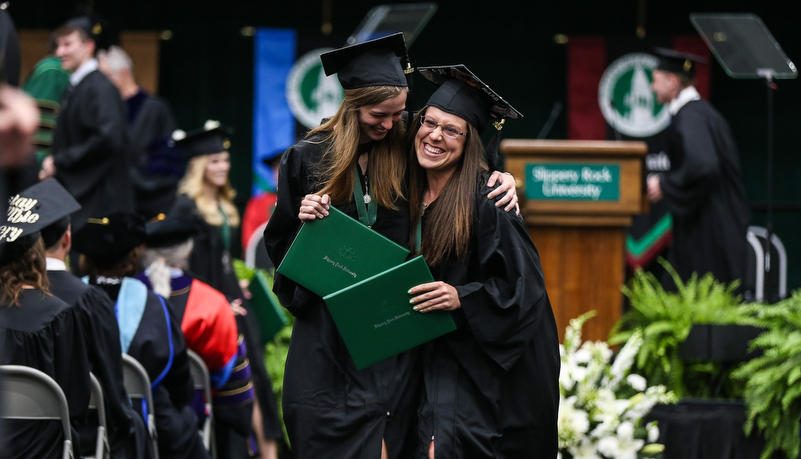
[405,66,560,459]
[264,36,520,459]
[138,215,261,459]
[0,179,92,459]
[170,123,283,457]
[648,48,750,287]
[45,17,133,233]
[72,212,211,459]
[41,180,154,459]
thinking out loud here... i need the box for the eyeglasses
[420,116,467,139]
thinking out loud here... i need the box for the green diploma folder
[323,256,457,370]
[276,205,410,297]
[248,269,289,345]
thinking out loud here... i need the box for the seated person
[72,212,211,459]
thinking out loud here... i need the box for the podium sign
[526,163,620,201]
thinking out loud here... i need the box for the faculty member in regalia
[73,212,211,459]
[406,66,560,459]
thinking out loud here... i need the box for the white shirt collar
[668,85,701,116]
[46,257,68,271]
[69,58,99,86]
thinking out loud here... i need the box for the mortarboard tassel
[485,119,505,171]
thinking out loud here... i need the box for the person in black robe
[264,37,520,459]
[648,48,750,288]
[45,18,133,234]
[98,45,181,219]
[72,212,211,459]
[404,67,560,458]
[137,215,261,459]
[42,210,154,458]
[0,179,92,459]
[171,122,283,457]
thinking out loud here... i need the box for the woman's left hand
[487,171,520,214]
[409,281,461,313]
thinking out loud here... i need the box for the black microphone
[537,101,563,139]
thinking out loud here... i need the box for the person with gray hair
[98,45,181,219]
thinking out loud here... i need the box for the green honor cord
[352,166,377,228]
[219,204,231,252]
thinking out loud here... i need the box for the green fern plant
[731,293,801,459]
[609,259,758,398]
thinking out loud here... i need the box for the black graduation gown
[52,69,133,230]
[262,135,420,459]
[659,99,750,286]
[0,290,92,459]
[417,174,560,459]
[170,195,284,445]
[127,90,181,219]
[47,269,154,459]
[91,278,211,459]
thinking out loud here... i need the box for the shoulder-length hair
[177,154,240,227]
[312,85,408,208]
[407,108,488,266]
[0,238,50,306]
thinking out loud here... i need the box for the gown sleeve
[659,105,720,217]
[262,142,320,318]
[158,295,196,408]
[453,181,550,372]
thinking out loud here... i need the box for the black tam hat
[173,120,233,159]
[419,64,522,169]
[72,213,146,261]
[0,179,81,267]
[320,32,409,90]
[145,214,198,248]
[653,47,708,79]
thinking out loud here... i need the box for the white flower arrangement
[558,312,676,459]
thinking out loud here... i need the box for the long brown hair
[407,109,488,265]
[177,155,240,227]
[312,86,408,208]
[0,238,50,306]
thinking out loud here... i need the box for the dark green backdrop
[11,0,801,290]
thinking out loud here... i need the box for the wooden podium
[502,139,648,342]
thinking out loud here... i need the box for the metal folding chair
[87,372,110,459]
[121,354,159,459]
[0,365,74,459]
[186,349,216,458]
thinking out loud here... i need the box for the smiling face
[357,91,407,143]
[55,30,95,72]
[203,151,231,189]
[415,106,469,175]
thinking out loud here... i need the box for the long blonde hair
[407,109,488,265]
[178,155,240,227]
[312,86,408,208]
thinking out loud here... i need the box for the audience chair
[186,349,216,458]
[87,372,110,459]
[121,354,159,459]
[0,365,74,459]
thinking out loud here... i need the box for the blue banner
[253,28,296,194]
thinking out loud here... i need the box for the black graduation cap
[0,179,81,267]
[145,214,198,248]
[418,64,523,133]
[419,65,522,170]
[172,120,233,159]
[653,47,708,79]
[320,32,409,90]
[71,212,146,261]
